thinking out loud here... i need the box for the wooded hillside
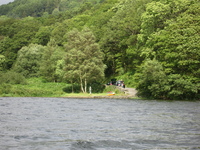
[0,0,103,17]
[0,0,199,100]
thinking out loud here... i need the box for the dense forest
[0,0,199,100]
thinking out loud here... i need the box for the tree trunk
[84,78,87,93]
[71,81,74,93]
[80,77,84,93]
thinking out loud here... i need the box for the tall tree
[40,39,65,82]
[64,27,106,93]
[13,44,45,77]
[136,0,200,100]
[99,0,149,76]
[33,26,53,46]
[0,17,41,69]
[135,59,169,99]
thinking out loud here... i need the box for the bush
[11,87,54,97]
[63,84,81,93]
[13,44,45,77]
[0,71,27,96]
[88,82,105,93]
[135,59,200,100]
[135,59,169,99]
[0,71,27,84]
[0,83,12,95]
[167,74,200,100]
[103,85,123,94]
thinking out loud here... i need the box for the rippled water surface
[0,97,200,150]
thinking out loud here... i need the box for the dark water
[0,97,200,150]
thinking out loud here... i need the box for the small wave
[70,140,138,150]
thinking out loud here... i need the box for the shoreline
[62,95,135,99]
[0,94,135,99]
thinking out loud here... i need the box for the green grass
[63,93,106,97]
[63,92,125,97]
[0,78,67,97]
[0,78,126,97]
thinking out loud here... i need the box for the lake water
[0,97,200,150]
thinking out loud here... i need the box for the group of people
[107,79,125,88]
[116,80,125,88]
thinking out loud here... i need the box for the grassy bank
[0,78,126,97]
[0,78,66,97]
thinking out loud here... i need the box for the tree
[136,0,200,100]
[33,26,53,46]
[99,0,149,76]
[0,17,41,69]
[51,22,68,46]
[55,59,65,82]
[13,44,45,77]
[40,39,65,82]
[135,59,169,99]
[138,1,170,45]
[64,27,106,93]
[0,55,5,71]
[0,37,18,69]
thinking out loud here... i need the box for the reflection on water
[0,97,200,150]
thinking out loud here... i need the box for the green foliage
[0,55,5,71]
[0,17,42,69]
[0,71,27,96]
[138,1,170,44]
[64,27,106,93]
[51,22,68,46]
[145,1,200,76]
[0,71,27,85]
[103,85,123,94]
[63,81,105,94]
[0,0,56,18]
[63,84,81,93]
[0,0,102,18]
[89,82,105,93]
[135,59,200,100]
[13,44,45,77]
[55,59,65,82]
[0,78,66,97]
[33,26,53,45]
[135,59,169,99]
[167,74,199,100]
[115,72,136,88]
[99,0,148,76]
[135,0,200,100]
[0,83,12,95]
[0,0,199,100]
[39,39,65,82]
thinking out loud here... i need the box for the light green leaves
[13,44,45,77]
[64,27,106,92]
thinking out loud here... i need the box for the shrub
[135,59,169,99]
[103,85,123,94]
[13,44,45,77]
[0,71,27,84]
[135,59,200,100]
[88,82,105,93]
[0,83,11,95]
[167,74,200,100]
[63,84,81,93]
